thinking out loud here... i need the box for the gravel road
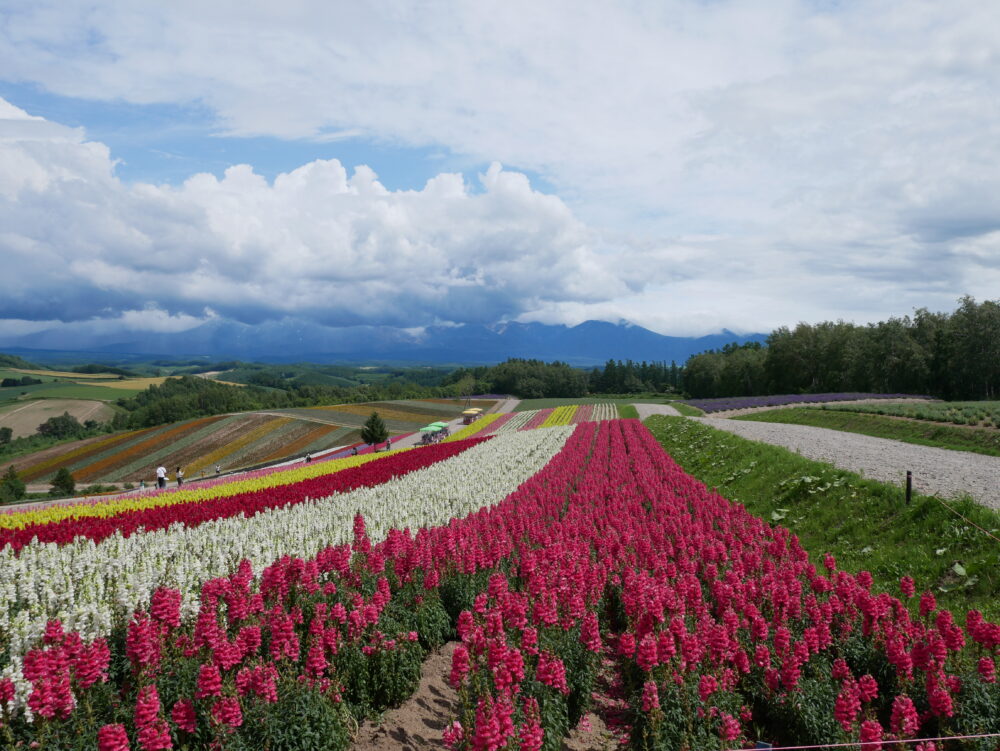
[634,403,681,420]
[693,417,1000,511]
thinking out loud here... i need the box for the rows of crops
[685,393,931,414]
[1,399,488,485]
[0,417,996,750]
[826,400,1000,428]
[0,414,358,484]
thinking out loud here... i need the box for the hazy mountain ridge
[2,319,766,366]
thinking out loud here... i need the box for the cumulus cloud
[0,100,651,333]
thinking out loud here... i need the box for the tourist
[176,467,184,486]
[155,465,167,489]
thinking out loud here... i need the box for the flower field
[0,418,997,750]
[1,400,491,487]
[0,414,358,485]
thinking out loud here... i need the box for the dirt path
[492,398,521,414]
[351,643,460,750]
[349,641,617,751]
[632,403,681,420]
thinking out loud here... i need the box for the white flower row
[0,426,573,694]
[591,402,619,421]
[492,410,537,432]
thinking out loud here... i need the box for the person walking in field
[176,467,184,486]
[156,465,167,489]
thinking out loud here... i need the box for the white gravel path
[492,398,521,414]
[693,417,1000,511]
[634,403,682,420]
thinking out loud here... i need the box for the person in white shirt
[156,465,167,489]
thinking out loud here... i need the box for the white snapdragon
[0,427,572,680]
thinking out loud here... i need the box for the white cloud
[2,1,1000,335]
[0,100,647,333]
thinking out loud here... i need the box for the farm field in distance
[0,399,117,440]
[735,406,1000,457]
[826,399,1000,427]
[683,392,933,414]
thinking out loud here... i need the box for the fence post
[905,470,912,505]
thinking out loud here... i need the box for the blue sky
[1,0,998,347]
[0,80,553,192]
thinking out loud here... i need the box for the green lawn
[667,401,704,416]
[734,407,1000,457]
[644,414,1000,619]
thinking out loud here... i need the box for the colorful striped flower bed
[1,420,996,751]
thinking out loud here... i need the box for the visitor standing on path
[156,465,167,489]
[176,467,184,486]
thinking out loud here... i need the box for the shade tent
[462,410,479,416]
[419,426,439,433]
[428,422,450,429]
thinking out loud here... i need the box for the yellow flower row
[442,413,502,442]
[540,405,578,428]
[0,448,408,531]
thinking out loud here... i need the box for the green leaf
[951,562,967,577]
[771,508,790,521]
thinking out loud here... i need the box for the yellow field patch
[443,413,502,442]
[72,377,173,390]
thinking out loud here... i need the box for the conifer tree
[51,467,75,497]
[360,411,389,450]
[0,465,26,502]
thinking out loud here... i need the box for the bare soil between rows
[349,642,615,750]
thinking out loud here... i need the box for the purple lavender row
[683,392,932,414]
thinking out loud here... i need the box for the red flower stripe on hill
[521,408,554,430]
[477,412,514,435]
[0,437,489,552]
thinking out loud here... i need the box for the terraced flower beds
[1,420,996,750]
[1,414,360,486]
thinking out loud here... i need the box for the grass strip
[669,401,704,416]
[617,404,639,419]
[645,414,1000,618]
[735,407,1000,457]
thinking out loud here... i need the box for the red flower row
[1,437,488,552]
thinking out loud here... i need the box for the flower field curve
[0,418,996,750]
[0,428,571,684]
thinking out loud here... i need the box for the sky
[1,0,999,345]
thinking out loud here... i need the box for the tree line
[683,296,1000,400]
[443,358,682,399]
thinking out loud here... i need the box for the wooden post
[905,470,912,505]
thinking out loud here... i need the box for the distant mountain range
[1,319,767,366]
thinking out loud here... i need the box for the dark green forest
[443,358,682,398]
[683,296,1000,399]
